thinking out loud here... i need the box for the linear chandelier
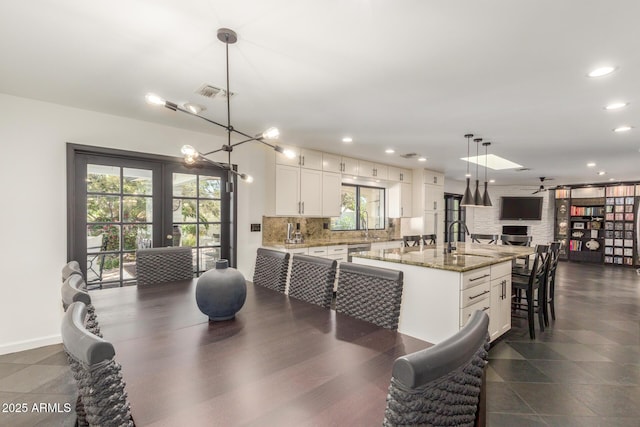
[145,28,294,191]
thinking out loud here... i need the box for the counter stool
[511,244,549,339]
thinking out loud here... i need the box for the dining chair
[253,248,290,293]
[288,254,337,308]
[383,310,490,427]
[402,235,421,247]
[135,246,193,286]
[544,241,562,325]
[500,234,532,246]
[511,244,550,339]
[335,262,403,330]
[421,234,437,245]
[62,260,83,282]
[61,275,102,337]
[470,233,498,244]
[62,302,134,427]
[86,234,108,283]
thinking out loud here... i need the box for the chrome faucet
[447,220,470,253]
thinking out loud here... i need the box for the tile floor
[0,262,638,426]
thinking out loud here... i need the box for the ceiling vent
[195,84,235,99]
[400,153,418,159]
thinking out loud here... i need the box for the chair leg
[526,288,535,339]
[537,289,545,333]
[549,277,556,320]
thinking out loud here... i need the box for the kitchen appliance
[286,223,294,243]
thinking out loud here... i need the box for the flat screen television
[499,196,543,221]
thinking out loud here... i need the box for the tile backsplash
[262,216,400,244]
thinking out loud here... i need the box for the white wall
[0,93,266,354]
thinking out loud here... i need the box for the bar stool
[470,234,498,244]
[511,244,550,339]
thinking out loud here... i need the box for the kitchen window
[331,184,385,231]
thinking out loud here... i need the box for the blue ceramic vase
[196,259,246,321]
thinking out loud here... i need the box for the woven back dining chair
[253,248,290,293]
[336,262,403,330]
[383,310,490,427]
[62,260,83,282]
[288,254,337,308]
[61,275,101,337]
[62,302,134,427]
[136,246,193,286]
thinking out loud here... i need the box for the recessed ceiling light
[489,179,495,183]
[609,178,616,181]
[587,162,596,167]
[465,173,471,178]
[613,126,632,132]
[587,66,616,77]
[417,157,427,162]
[598,171,606,176]
[342,137,353,143]
[604,102,628,110]
[385,149,395,154]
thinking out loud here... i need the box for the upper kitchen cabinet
[413,169,445,243]
[276,147,323,170]
[322,152,342,173]
[388,167,412,183]
[274,164,323,216]
[341,156,359,176]
[357,160,388,180]
[322,172,342,217]
[388,182,412,218]
[423,170,444,186]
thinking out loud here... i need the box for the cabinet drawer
[491,261,512,278]
[286,247,308,255]
[460,298,491,327]
[461,267,491,290]
[326,255,348,263]
[460,280,491,309]
[308,247,328,256]
[327,245,348,255]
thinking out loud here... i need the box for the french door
[69,145,233,289]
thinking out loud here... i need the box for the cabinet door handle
[400,173,403,181]
[401,207,403,216]
[433,201,437,210]
[468,290,490,300]
[302,155,305,166]
[434,176,438,184]
[482,306,490,312]
[302,201,305,214]
[340,162,344,172]
[298,201,301,214]
[469,274,491,282]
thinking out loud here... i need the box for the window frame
[331,183,386,231]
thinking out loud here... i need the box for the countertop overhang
[351,243,535,272]
[262,238,401,250]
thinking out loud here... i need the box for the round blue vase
[196,259,247,321]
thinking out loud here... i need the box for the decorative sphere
[196,259,246,321]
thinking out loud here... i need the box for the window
[444,193,466,243]
[331,184,385,231]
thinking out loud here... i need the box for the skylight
[461,154,522,170]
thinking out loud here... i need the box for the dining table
[90,279,436,426]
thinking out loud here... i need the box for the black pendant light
[473,138,484,206]
[460,134,475,206]
[482,141,493,207]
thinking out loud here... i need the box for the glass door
[165,164,231,275]
[444,194,465,243]
[70,147,233,288]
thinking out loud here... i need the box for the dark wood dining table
[90,280,433,426]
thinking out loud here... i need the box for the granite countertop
[262,237,402,249]
[351,243,536,272]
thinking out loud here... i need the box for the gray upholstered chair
[253,248,290,293]
[383,310,490,427]
[470,233,499,244]
[335,262,403,330]
[288,254,337,308]
[61,275,101,337]
[136,246,193,286]
[62,302,134,427]
[62,260,83,282]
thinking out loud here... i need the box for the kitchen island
[351,243,535,344]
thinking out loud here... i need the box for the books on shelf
[570,206,603,216]
[606,185,635,197]
[569,239,582,251]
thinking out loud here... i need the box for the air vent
[195,84,235,99]
[400,153,418,159]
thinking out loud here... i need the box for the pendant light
[460,134,475,206]
[473,138,484,206]
[482,141,493,207]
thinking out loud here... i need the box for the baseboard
[0,334,62,356]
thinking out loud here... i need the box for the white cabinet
[322,172,342,217]
[489,262,512,341]
[424,170,444,185]
[413,168,445,243]
[357,160,387,179]
[389,167,412,183]
[322,153,342,173]
[424,184,443,211]
[326,245,349,263]
[276,148,323,170]
[340,157,359,176]
[388,182,412,218]
[274,165,323,216]
[307,246,328,257]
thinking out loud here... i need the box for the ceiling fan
[532,177,554,194]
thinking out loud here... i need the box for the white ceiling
[1,0,639,188]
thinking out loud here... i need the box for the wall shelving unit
[604,185,636,266]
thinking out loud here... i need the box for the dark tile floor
[487,262,640,427]
[0,262,638,426]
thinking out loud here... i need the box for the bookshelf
[554,189,569,260]
[568,188,605,264]
[604,185,636,266]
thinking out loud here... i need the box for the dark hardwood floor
[0,262,638,426]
